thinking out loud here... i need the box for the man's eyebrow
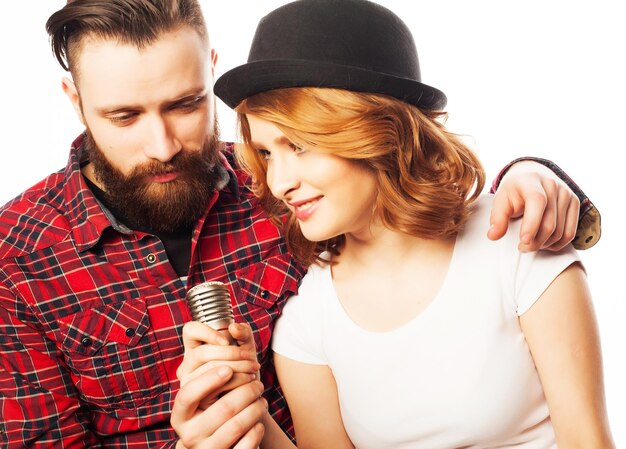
[95,104,140,115]
[166,89,208,105]
[95,88,208,115]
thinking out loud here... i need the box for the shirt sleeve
[271,266,328,365]
[490,157,600,250]
[515,245,581,316]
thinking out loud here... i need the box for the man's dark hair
[46,0,208,74]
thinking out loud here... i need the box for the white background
[1,1,624,444]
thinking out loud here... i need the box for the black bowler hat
[214,0,446,110]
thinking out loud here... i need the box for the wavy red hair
[236,87,485,266]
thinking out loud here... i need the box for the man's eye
[109,113,137,125]
[175,96,206,111]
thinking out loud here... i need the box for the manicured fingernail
[521,233,531,244]
[217,366,231,378]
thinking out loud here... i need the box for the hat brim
[214,59,447,110]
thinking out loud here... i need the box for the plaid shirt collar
[62,133,238,252]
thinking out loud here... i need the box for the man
[0,1,599,448]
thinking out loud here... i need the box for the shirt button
[260,290,270,299]
[125,328,136,337]
[146,253,157,264]
[81,337,92,347]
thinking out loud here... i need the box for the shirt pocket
[233,253,301,354]
[56,297,168,412]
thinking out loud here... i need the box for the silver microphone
[186,281,237,345]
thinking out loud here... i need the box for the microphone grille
[185,281,235,327]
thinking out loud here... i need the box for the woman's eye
[256,148,271,160]
[289,143,305,154]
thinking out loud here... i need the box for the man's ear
[210,48,218,78]
[61,77,85,125]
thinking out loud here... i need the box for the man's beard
[84,124,222,234]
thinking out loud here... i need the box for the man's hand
[488,161,580,252]
[171,322,265,448]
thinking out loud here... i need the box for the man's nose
[143,116,182,162]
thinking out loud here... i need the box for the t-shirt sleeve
[271,266,328,365]
[515,244,580,316]
[513,243,581,316]
[472,195,582,317]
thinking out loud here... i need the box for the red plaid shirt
[0,134,306,448]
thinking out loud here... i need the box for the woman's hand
[171,321,266,449]
[177,321,261,398]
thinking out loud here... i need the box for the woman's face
[247,115,378,242]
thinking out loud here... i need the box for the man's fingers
[229,323,257,350]
[490,164,581,251]
[180,356,259,388]
[545,196,580,251]
[182,321,231,351]
[177,327,260,383]
[487,218,508,242]
[198,372,260,409]
[488,192,518,241]
[526,180,558,250]
[183,318,258,351]
[540,186,570,249]
[515,189,549,251]
[191,344,259,365]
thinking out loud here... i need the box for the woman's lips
[289,196,322,221]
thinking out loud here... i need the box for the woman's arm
[520,263,614,448]
[273,353,354,449]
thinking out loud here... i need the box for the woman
[177,0,614,447]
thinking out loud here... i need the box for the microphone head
[186,281,235,332]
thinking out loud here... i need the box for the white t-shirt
[272,194,580,449]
